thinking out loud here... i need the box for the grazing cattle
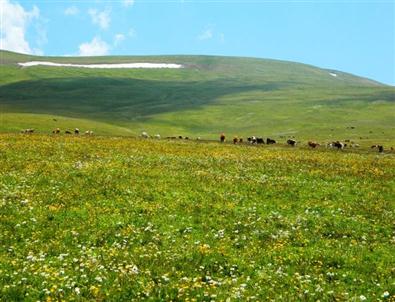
[166,136,177,139]
[350,143,360,148]
[233,137,238,144]
[141,131,149,138]
[21,128,34,134]
[52,128,61,134]
[308,141,320,148]
[74,128,80,135]
[85,130,94,136]
[185,137,189,140]
[287,139,297,146]
[372,145,384,153]
[332,141,346,150]
[65,130,72,135]
[239,138,243,143]
[154,134,161,139]
[178,136,183,139]
[266,138,276,144]
[220,133,225,143]
[256,138,265,144]
[248,136,257,144]
[196,137,201,141]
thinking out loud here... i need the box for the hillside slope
[1,50,394,142]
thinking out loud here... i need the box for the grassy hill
[1,50,394,143]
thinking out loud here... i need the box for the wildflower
[95,276,103,283]
[75,287,81,295]
[383,291,390,298]
[359,295,366,301]
[162,274,170,282]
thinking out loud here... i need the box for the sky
[1,0,394,85]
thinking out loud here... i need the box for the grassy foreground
[0,134,394,301]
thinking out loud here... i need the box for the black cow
[266,138,276,144]
[256,138,265,144]
[287,139,296,146]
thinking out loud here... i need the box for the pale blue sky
[1,0,394,84]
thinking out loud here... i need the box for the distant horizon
[1,0,394,84]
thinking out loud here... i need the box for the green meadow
[1,50,394,144]
[0,134,394,301]
[1,51,394,301]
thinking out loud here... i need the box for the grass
[1,50,394,142]
[0,134,394,301]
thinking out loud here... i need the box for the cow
[248,136,257,144]
[332,141,346,150]
[371,145,384,153]
[74,128,80,135]
[266,138,276,144]
[185,137,189,140]
[233,137,238,144]
[52,128,61,134]
[287,139,297,147]
[178,136,183,139]
[220,133,225,143]
[308,141,320,148]
[21,128,34,134]
[256,138,265,144]
[154,134,161,139]
[65,130,72,135]
[141,131,149,138]
[239,138,243,144]
[85,130,94,136]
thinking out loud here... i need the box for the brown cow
[308,141,320,148]
[220,133,225,143]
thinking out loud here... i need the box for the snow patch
[18,61,183,69]
[329,72,337,77]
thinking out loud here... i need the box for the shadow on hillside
[0,77,285,121]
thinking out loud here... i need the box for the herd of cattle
[21,128,94,135]
[20,128,390,153]
[143,132,391,153]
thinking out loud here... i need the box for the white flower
[383,291,390,298]
[95,276,103,283]
[359,295,367,301]
[162,274,170,282]
[21,199,29,205]
[75,287,80,294]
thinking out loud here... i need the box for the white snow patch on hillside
[18,61,183,69]
[329,72,337,77]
